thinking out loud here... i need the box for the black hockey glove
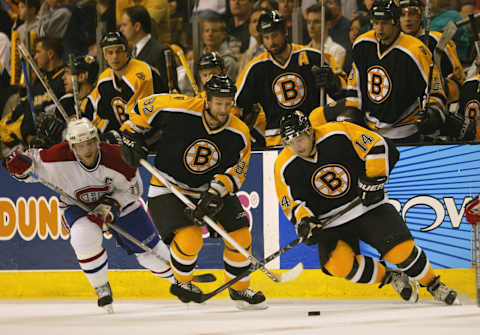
[185,189,224,225]
[120,131,148,167]
[312,65,335,90]
[357,175,388,206]
[417,106,444,135]
[102,130,123,145]
[295,217,324,246]
[440,112,476,140]
[35,113,66,144]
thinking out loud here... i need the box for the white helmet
[65,118,99,149]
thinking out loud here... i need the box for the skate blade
[407,279,419,304]
[235,300,268,311]
[277,262,303,283]
[101,304,114,314]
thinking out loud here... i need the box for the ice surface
[0,299,479,335]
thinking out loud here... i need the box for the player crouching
[274,111,459,305]
[3,118,176,313]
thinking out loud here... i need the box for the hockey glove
[465,196,480,226]
[312,65,335,90]
[102,130,123,145]
[296,217,324,246]
[35,113,66,145]
[87,197,120,231]
[120,131,148,167]
[357,175,388,206]
[3,151,33,179]
[185,189,224,225]
[440,112,476,140]
[417,106,444,135]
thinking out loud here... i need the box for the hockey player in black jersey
[235,10,346,147]
[345,0,447,143]
[274,111,459,305]
[120,75,267,310]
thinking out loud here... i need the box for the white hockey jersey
[25,142,143,216]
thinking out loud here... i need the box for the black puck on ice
[308,311,321,316]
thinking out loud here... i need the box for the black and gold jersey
[459,74,480,141]
[122,94,251,196]
[235,44,346,146]
[274,121,399,228]
[89,58,168,133]
[419,31,464,102]
[346,31,446,139]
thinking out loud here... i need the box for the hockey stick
[474,223,480,307]
[164,48,177,93]
[197,197,363,302]
[319,0,326,107]
[28,171,216,283]
[20,59,36,125]
[169,44,200,96]
[422,0,434,115]
[16,41,70,122]
[68,54,82,119]
[139,159,302,283]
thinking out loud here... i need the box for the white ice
[0,299,479,335]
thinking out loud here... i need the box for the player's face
[199,67,222,87]
[72,138,99,167]
[103,45,128,71]
[63,68,73,93]
[262,29,288,56]
[373,19,399,45]
[400,7,422,35]
[206,96,234,127]
[288,132,315,158]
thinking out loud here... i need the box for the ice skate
[379,269,419,303]
[170,280,204,303]
[95,282,113,313]
[228,287,268,310]
[426,276,460,305]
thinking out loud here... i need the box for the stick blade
[438,21,457,50]
[277,262,303,283]
[193,273,217,283]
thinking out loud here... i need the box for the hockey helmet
[67,54,99,82]
[198,52,225,72]
[100,31,128,50]
[66,118,99,149]
[280,111,312,146]
[257,10,286,34]
[399,0,424,8]
[204,75,237,98]
[370,0,402,24]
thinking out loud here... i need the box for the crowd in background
[1,0,480,158]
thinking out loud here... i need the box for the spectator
[97,0,116,34]
[459,1,476,18]
[227,0,255,54]
[306,3,347,69]
[344,13,370,73]
[238,5,266,71]
[357,0,374,34]
[0,9,12,114]
[324,0,351,51]
[278,0,309,43]
[195,0,227,18]
[258,0,278,11]
[119,5,171,92]
[201,17,239,81]
[15,0,41,43]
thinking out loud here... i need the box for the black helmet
[370,0,402,24]
[100,31,128,50]
[198,52,225,72]
[280,111,312,145]
[399,0,424,8]
[204,75,236,98]
[67,54,99,82]
[257,10,286,34]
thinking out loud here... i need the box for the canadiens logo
[183,139,220,174]
[272,72,306,109]
[367,65,391,104]
[75,185,111,205]
[311,164,350,198]
[465,99,480,120]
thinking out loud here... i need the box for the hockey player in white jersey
[2,118,175,313]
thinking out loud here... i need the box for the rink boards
[0,145,479,299]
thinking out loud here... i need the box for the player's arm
[344,122,399,206]
[444,41,465,102]
[235,61,261,123]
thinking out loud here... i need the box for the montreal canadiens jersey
[235,44,346,146]
[88,58,168,133]
[274,121,399,229]
[458,74,480,140]
[346,31,446,139]
[25,142,143,215]
[122,94,251,197]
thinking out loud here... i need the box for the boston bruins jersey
[122,94,251,196]
[419,31,464,102]
[458,74,480,141]
[346,31,446,139]
[235,44,346,146]
[274,121,399,229]
[88,58,168,133]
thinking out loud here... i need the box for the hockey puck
[308,311,321,316]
